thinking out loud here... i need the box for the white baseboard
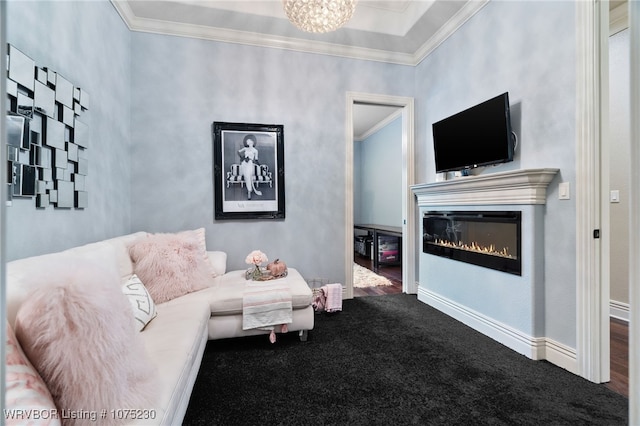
[417,287,578,374]
[543,337,579,375]
[610,299,629,322]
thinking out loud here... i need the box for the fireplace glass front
[423,211,521,275]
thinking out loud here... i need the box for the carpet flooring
[184,294,628,426]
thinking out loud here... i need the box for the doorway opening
[606,0,630,398]
[344,92,415,300]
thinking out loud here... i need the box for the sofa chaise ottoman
[5,229,314,425]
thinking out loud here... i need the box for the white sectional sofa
[5,230,314,425]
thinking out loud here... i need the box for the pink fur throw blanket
[5,321,60,426]
[128,230,215,304]
[14,259,158,426]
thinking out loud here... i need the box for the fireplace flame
[433,239,516,260]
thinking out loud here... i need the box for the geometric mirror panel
[46,119,65,150]
[56,180,74,208]
[55,74,74,109]
[6,115,26,148]
[34,81,55,118]
[5,43,89,209]
[8,45,35,92]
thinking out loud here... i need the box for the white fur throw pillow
[128,229,215,304]
[14,260,158,426]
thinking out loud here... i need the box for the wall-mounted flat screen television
[432,92,515,173]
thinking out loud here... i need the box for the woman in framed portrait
[238,134,262,200]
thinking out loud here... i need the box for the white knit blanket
[242,282,292,331]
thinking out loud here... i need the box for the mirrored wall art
[5,43,90,209]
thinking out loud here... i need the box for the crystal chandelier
[282,0,357,33]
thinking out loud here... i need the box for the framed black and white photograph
[213,122,285,220]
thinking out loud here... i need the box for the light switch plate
[610,190,620,203]
[559,182,570,200]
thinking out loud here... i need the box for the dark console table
[354,224,402,270]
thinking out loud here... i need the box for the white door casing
[575,0,611,384]
[345,92,415,298]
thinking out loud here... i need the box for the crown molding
[111,0,415,65]
[610,1,629,36]
[413,0,489,66]
[355,108,403,142]
[110,0,486,66]
[111,0,135,29]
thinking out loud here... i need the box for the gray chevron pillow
[122,274,158,331]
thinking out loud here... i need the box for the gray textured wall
[609,28,631,306]
[414,1,577,346]
[128,33,414,282]
[354,116,402,227]
[5,1,132,261]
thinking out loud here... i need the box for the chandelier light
[282,0,357,33]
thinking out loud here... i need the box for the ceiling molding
[111,0,487,66]
[355,108,402,142]
[412,0,488,66]
[610,1,629,36]
[111,0,136,29]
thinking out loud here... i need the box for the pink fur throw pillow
[128,229,215,304]
[14,260,158,426]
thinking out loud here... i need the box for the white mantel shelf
[410,168,560,206]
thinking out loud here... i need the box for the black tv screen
[432,92,514,173]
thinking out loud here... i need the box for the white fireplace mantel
[410,168,560,206]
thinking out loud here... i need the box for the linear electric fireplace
[423,211,521,275]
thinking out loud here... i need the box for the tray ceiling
[111,0,488,66]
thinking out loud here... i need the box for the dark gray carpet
[184,294,627,425]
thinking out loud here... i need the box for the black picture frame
[213,122,285,220]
